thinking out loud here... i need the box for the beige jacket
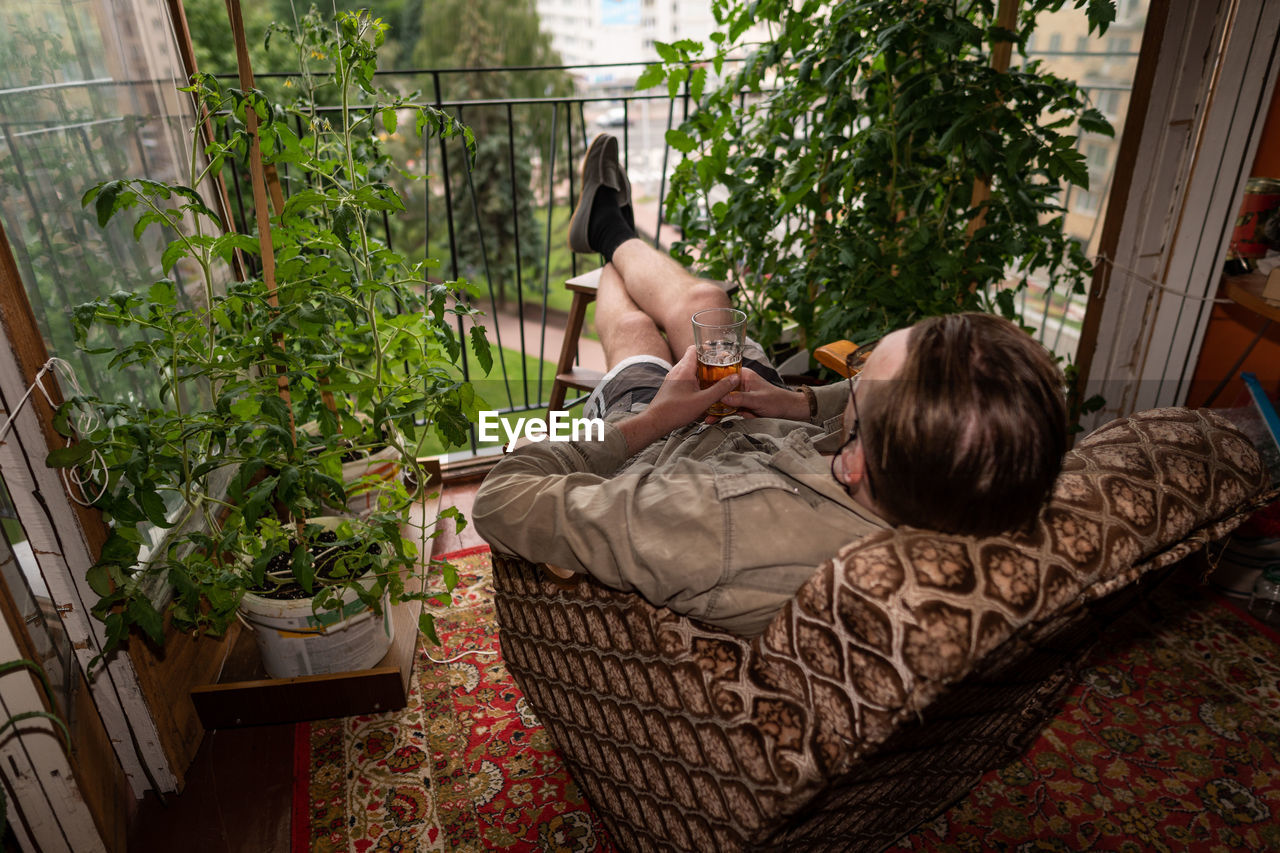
[472,382,886,635]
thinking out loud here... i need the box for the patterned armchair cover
[490,408,1275,852]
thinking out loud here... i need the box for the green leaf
[665,129,697,154]
[260,394,292,427]
[91,180,125,227]
[654,41,680,63]
[469,326,493,374]
[229,398,260,420]
[140,490,172,528]
[126,597,165,646]
[147,280,176,306]
[690,66,708,103]
[381,106,397,135]
[292,543,314,594]
[666,65,688,100]
[241,476,278,526]
[160,241,185,275]
[86,565,114,597]
[46,442,91,468]
[635,63,666,92]
[418,611,440,645]
[100,531,141,566]
[441,561,459,591]
[1078,107,1114,137]
[333,204,359,244]
[1086,0,1117,35]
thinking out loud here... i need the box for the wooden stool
[549,268,606,412]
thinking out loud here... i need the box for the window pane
[1014,1,1150,360]
[0,475,73,722]
[0,0,206,405]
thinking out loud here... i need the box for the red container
[1231,177,1280,259]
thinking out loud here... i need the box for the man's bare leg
[608,238,733,356]
[593,262,674,369]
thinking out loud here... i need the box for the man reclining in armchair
[473,133,1068,635]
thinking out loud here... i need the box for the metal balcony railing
[1,56,1137,458]
[212,62,706,455]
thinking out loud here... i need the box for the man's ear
[838,440,867,489]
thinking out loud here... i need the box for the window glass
[1016,2,1149,360]
[0,0,208,405]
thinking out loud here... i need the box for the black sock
[588,187,636,262]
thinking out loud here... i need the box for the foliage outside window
[639,0,1118,354]
[0,0,208,410]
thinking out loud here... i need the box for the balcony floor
[127,478,488,852]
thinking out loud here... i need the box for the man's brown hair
[860,312,1067,536]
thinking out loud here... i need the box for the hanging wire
[1091,253,1238,305]
[0,358,106,507]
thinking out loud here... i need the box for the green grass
[468,204,605,341]
[415,341,588,458]
[522,205,600,339]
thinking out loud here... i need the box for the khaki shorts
[583,338,785,422]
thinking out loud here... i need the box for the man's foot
[568,133,635,256]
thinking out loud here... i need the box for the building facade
[536,0,720,83]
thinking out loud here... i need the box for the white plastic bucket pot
[236,517,396,678]
[238,580,394,678]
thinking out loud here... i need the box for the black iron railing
[214,63,708,455]
[1,56,1137,457]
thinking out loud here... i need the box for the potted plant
[643,0,1118,353]
[50,8,487,676]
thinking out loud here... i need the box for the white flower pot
[236,518,395,678]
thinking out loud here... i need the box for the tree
[180,0,570,309]
[403,0,573,307]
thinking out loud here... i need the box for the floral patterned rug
[294,547,614,853]
[295,552,1280,852]
[888,573,1280,852]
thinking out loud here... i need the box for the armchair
[491,408,1274,851]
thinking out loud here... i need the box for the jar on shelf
[1248,565,1280,628]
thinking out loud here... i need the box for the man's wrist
[617,409,665,456]
[796,386,817,421]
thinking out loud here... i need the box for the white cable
[0,358,107,506]
[423,647,498,664]
[1092,253,1236,305]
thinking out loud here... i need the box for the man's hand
[720,368,810,421]
[617,346,739,454]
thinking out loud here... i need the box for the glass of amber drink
[691,307,747,416]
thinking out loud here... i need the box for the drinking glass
[691,308,747,416]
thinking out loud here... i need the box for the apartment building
[535,0,720,83]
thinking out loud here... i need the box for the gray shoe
[568,133,633,255]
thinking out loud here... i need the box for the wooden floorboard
[128,724,294,853]
[128,479,490,849]
[431,479,486,557]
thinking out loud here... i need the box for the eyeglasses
[829,340,879,501]
[844,337,881,378]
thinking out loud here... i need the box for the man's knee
[684,281,733,314]
[604,310,662,344]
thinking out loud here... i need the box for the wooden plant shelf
[188,590,422,729]
[189,464,443,728]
